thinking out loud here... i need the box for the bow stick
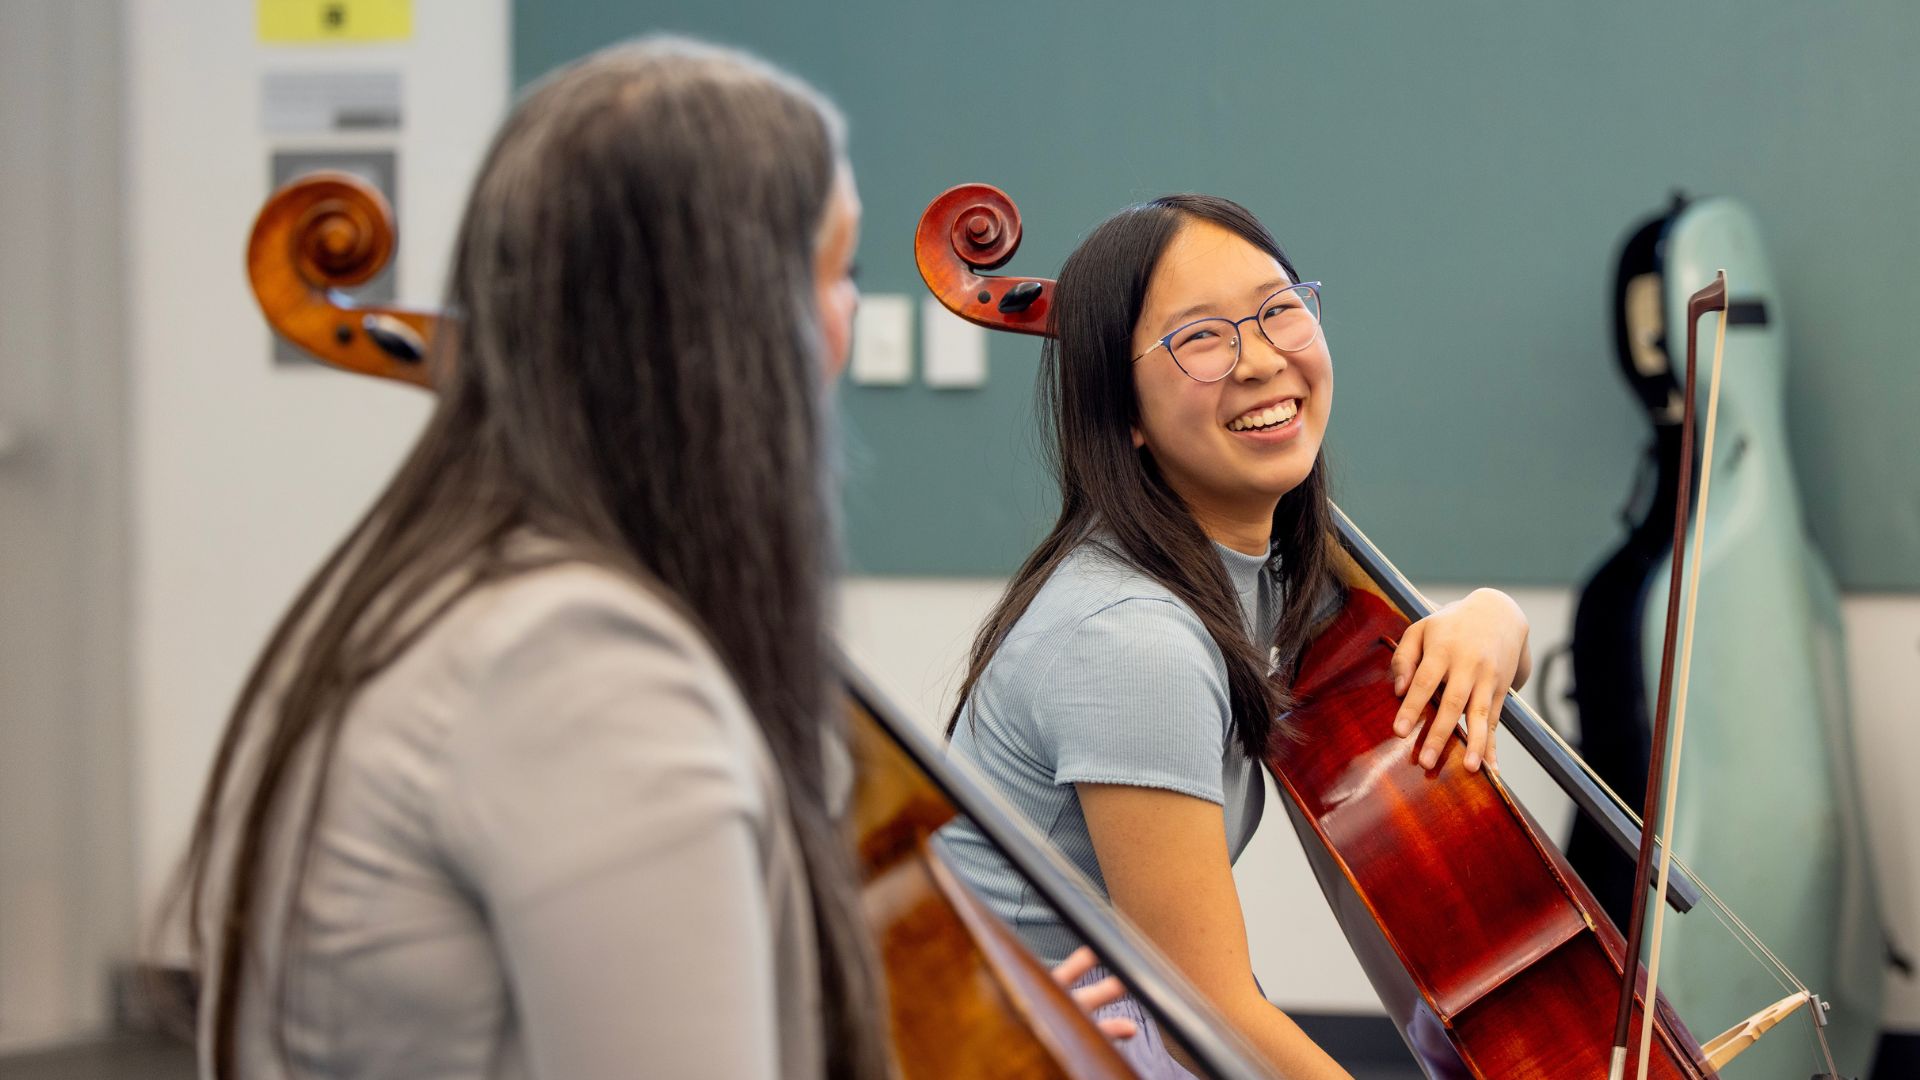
[1608,271,1846,1080]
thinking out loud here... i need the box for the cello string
[1681,867,1803,990]
[1482,298,1822,1003]
[1691,896,1837,1079]
[1676,861,1843,1080]
[1519,697,1647,827]
[1383,511,1659,840]
[1688,881,1841,1079]
[1516,663,1811,990]
[1695,890,1797,995]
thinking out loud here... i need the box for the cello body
[1567,197,1885,1079]
[1267,517,1715,1080]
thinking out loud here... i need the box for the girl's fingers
[1071,975,1126,1012]
[1051,945,1098,989]
[1390,621,1425,698]
[1393,653,1446,738]
[1059,953,1135,1040]
[1485,683,1510,769]
[1462,679,1495,772]
[1421,671,1474,770]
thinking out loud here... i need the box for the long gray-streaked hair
[180,37,888,1079]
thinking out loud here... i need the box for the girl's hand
[1051,946,1138,1041]
[1388,588,1531,773]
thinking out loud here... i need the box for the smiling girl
[937,194,1533,1078]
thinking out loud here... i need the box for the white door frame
[0,0,134,1053]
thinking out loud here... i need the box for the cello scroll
[246,171,435,388]
[914,183,1053,335]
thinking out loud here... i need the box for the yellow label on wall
[258,0,412,43]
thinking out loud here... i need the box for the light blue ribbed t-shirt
[937,537,1282,966]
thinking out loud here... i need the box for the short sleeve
[1033,597,1233,803]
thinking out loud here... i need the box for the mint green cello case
[1634,197,1886,1079]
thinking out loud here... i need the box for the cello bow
[1609,272,1848,1080]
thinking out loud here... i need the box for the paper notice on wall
[258,1,412,43]
[920,296,988,389]
[263,70,402,133]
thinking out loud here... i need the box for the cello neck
[838,660,1277,1078]
[1329,506,1704,914]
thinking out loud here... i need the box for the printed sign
[263,70,403,132]
[258,1,412,43]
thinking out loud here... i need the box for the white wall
[0,0,131,1052]
[1841,596,1920,1028]
[841,578,1920,1027]
[126,0,508,926]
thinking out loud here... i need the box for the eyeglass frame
[1129,281,1324,383]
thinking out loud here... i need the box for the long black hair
[179,37,888,1080]
[950,195,1336,760]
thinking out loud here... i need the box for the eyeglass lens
[1169,284,1321,381]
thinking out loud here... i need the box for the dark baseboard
[111,964,196,1043]
[1289,1013,1417,1068]
[1291,1011,1920,1080]
[1872,1029,1919,1080]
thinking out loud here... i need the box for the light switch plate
[921,296,987,389]
[850,293,913,385]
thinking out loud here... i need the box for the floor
[17,1027,1918,1080]
[0,1034,194,1080]
[0,1029,1426,1079]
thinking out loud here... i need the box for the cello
[914,183,1855,1080]
[1567,195,1889,1080]
[244,172,1279,1079]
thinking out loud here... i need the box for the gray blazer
[195,560,823,1079]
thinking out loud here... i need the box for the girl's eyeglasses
[1131,282,1323,383]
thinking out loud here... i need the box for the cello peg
[997,281,1044,313]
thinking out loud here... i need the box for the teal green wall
[515,2,1920,588]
